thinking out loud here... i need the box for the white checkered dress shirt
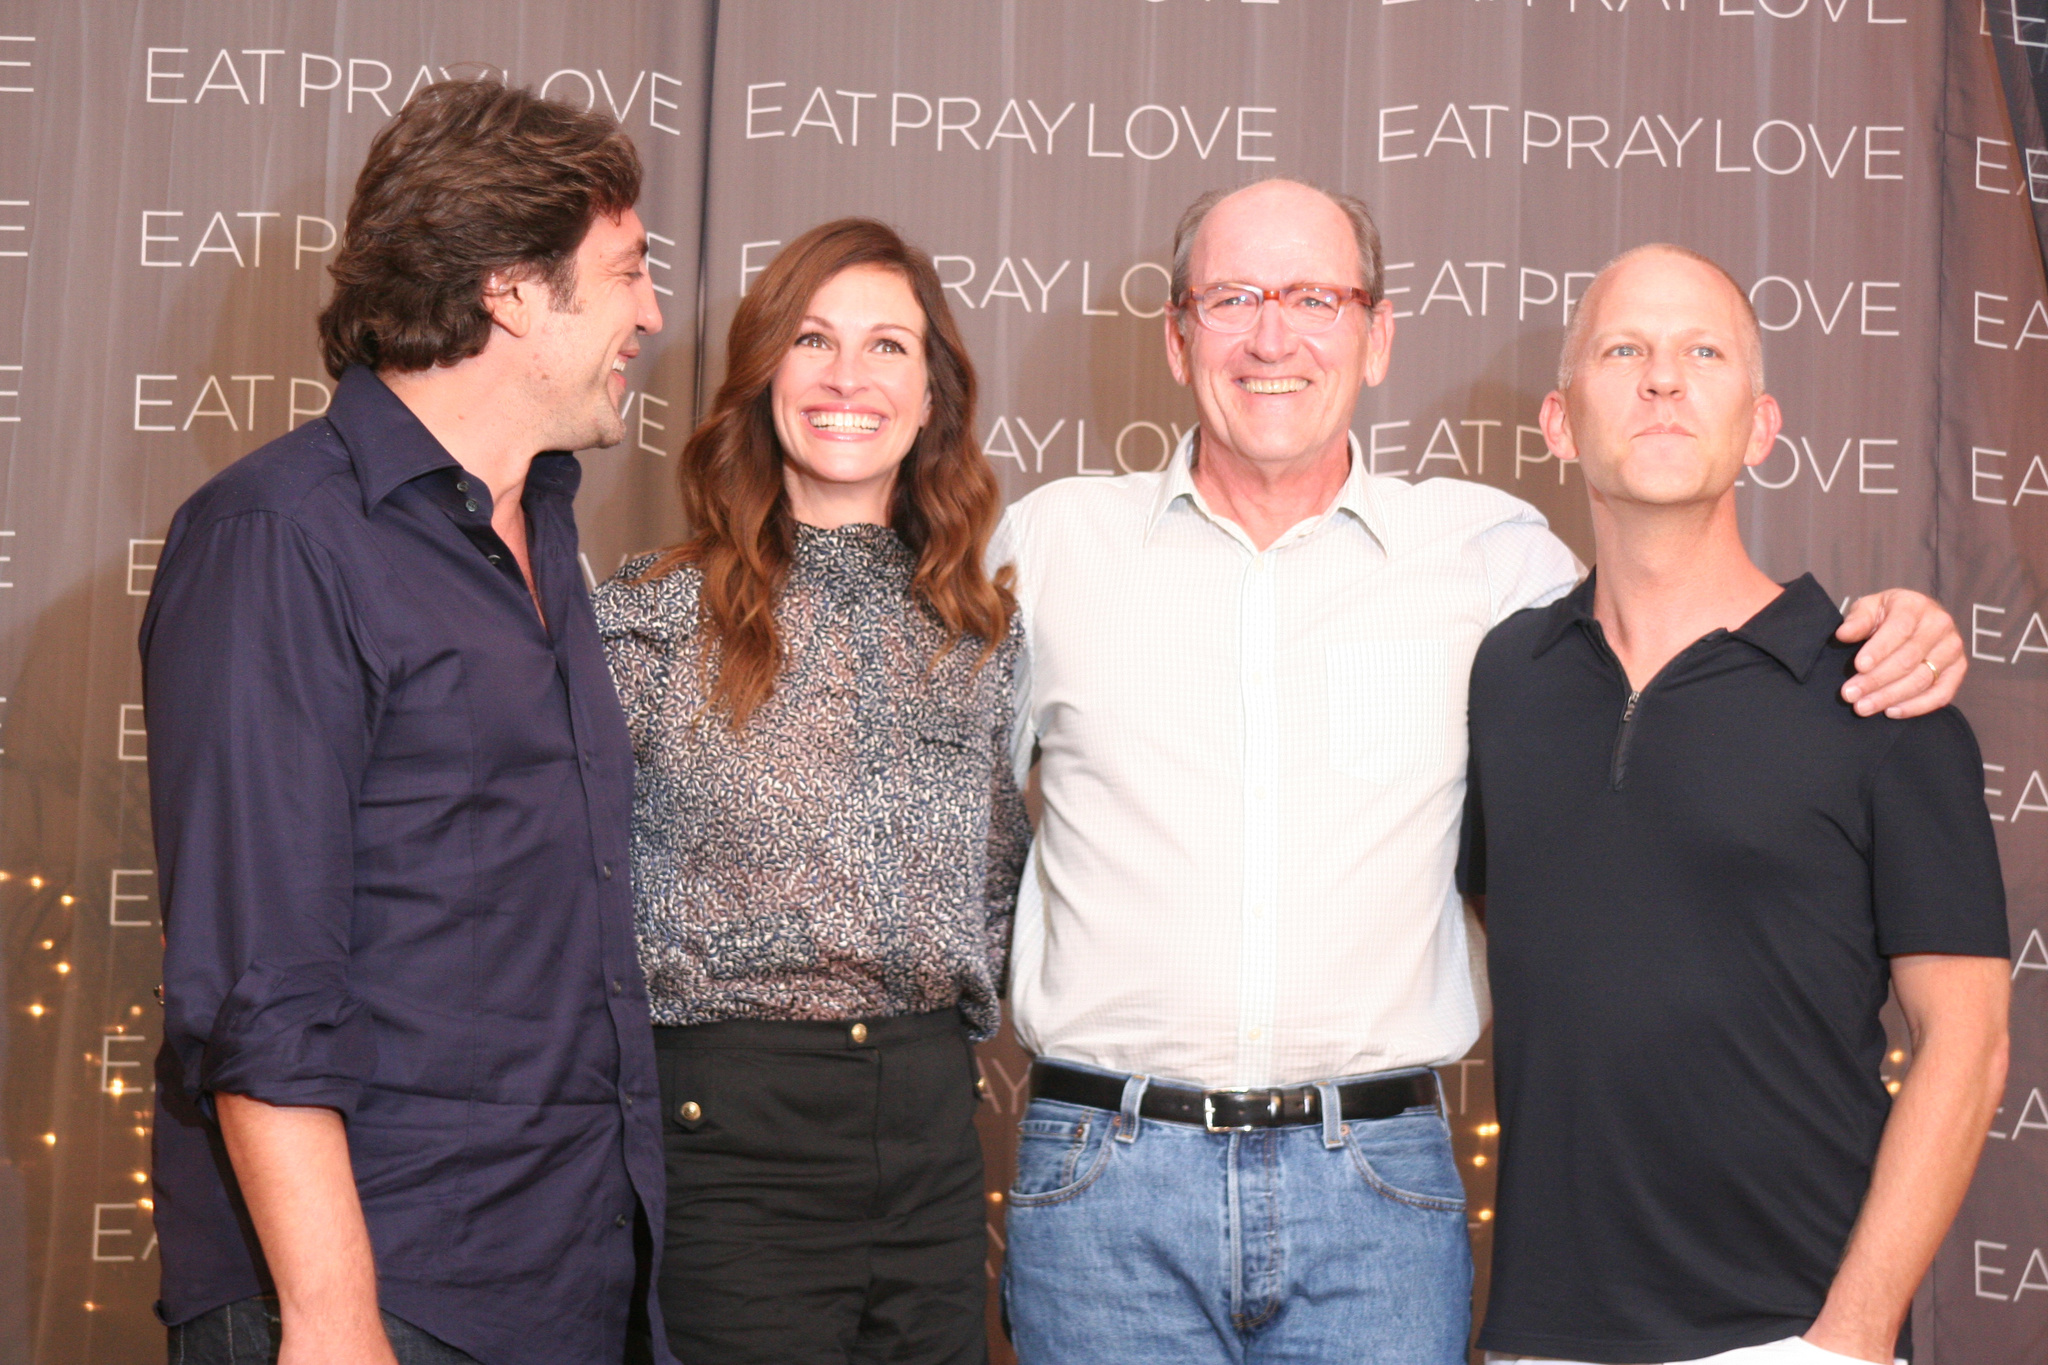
[994,431,1581,1090]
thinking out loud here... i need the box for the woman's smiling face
[771,264,932,526]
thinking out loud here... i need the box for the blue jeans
[1001,1065,1472,1364]
[167,1295,481,1364]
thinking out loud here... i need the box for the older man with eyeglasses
[989,178,1969,1364]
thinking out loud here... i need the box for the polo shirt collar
[326,365,582,513]
[1144,428,1391,551]
[1531,569,1841,682]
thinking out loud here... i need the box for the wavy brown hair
[640,218,1014,729]
[317,79,641,378]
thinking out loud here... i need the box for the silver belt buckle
[1203,1089,1276,1133]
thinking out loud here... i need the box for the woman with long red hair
[595,218,1025,1365]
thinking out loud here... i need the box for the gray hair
[1557,243,1766,395]
[1169,179,1385,338]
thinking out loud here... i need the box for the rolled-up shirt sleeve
[142,509,382,1116]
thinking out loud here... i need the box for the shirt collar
[326,365,583,513]
[1143,428,1391,551]
[1532,569,1841,681]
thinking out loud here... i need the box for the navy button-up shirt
[142,367,670,1365]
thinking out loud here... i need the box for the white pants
[1488,1333,1908,1365]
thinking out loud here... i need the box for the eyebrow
[798,315,921,336]
[606,237,649,267]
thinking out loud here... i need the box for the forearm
[215,1093,396,1365]
[1807,1017,2008,1359]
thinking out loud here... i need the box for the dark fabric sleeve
[141,510,381,1115]
[1456,654,1489,899]
[1869,707,2010,959]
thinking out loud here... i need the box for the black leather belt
[1029,1061,1438,1132]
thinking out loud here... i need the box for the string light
[138,1197,153,1211]
[54,962,70,974]
[1477,1208,1494,1222]
[108,1079,125,1097]
[59,894,74,906]
[41,1133,55,1146]
[129,1005,143,1016]
[133,1126,147,1137]
[39,939,51,950]
[131,1171,148,1184]
[0,869,11,880]
[1886,1080,1902,1095]
[28,875,43,889]
[1477,1122,1500,1136]
[27,1004,43,1017]
[82,1302,96,1312]
[1889,1050,1905,1064]
[1472,1154,1488,1167]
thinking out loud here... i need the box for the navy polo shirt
[142,367,671,1365]
[1460,572,2007,1365]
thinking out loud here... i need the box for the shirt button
[455,480,468,492]
[849,1023,869,1044]
[679,1101,702,1122]
[488,553,501,564]
[614,1213,628,1228]
[611,979,623,996]
[602,863,614,879]
[464,499,478,512]
[622,1094,634,1109]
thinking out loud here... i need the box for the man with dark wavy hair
[142,80,668,1365]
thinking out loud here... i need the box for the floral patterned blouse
[594,522,1028,1040]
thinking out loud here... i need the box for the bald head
[1171,178,1384,316]
[1559,245,1764,395]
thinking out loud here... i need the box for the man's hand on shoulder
[1836,589,1966,718]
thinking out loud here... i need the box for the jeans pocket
[1343,1110,1468,1213]
[1007,1103,1116,1206]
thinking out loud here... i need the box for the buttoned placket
[1234,544,1281,1088]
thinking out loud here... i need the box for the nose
[1245,294,1298,360]
[637,271,664,335]
[822,343,866,395]
[1641,345,1683,400]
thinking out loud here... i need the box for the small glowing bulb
[1886,1080,1902,1095]
[1477,1208,1494,1222]
[28,875,44,889]
[59,894,74,906]
[132,1171,148,1184]
[27,1004,43,1017]
[1889,1050,1905,1064]
[41,1133,55,1146]
[987,1190,1004,1204]
[130,1005,144,1016]
[0,869,11,880]
[133,1126,147,1137]
[108,1079,125,1097]
[138,1197,154,1211]
[39,939,51,950]
[54,962,70,974]
[82,1302,96,1312]
[1472,1154,1488,1167]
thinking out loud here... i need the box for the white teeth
[1242,377,1308,394]
[612,359,627,372]
[807,411,882,433]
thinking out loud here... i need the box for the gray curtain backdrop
[0,3,2040,1363]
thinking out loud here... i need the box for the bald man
[995,181,1974,1365]
[1459,245,2011,1365]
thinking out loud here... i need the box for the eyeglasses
[1178,283,1375,335]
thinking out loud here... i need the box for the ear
[1539,389,1577,462]
[919,384,933,431]
[1743,392,1784,468]
[481,271,537,340]
[1360,298,1397,389]
[1164,308,1191,386]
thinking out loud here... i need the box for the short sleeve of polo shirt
[1869,706,2010,958]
